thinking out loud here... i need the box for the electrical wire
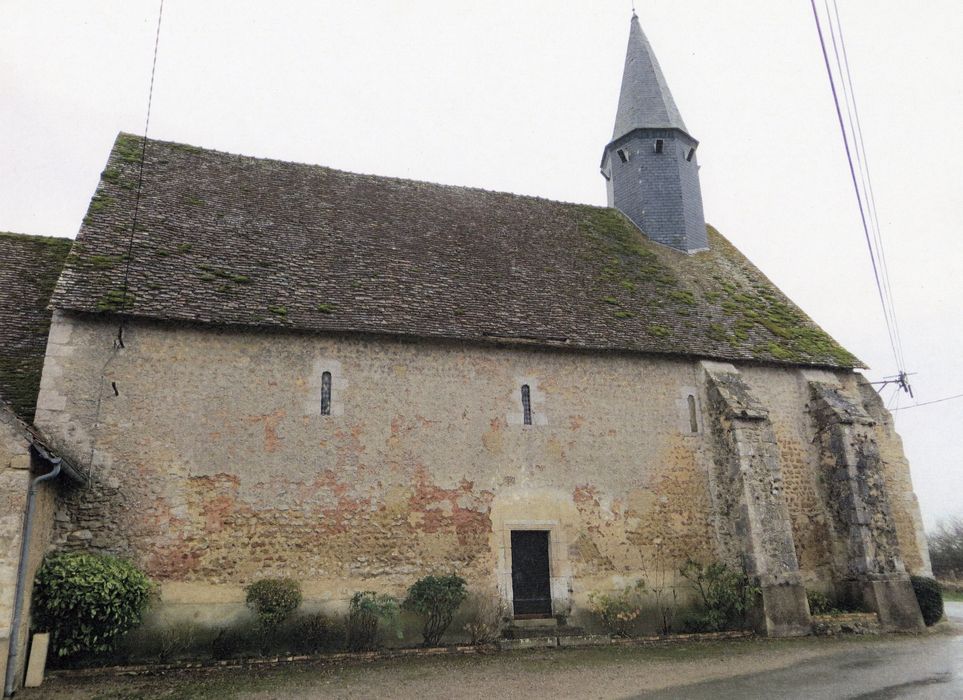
[891,393,963,411]
[829,0,907,374]
[119,0,165,310]
[86,0,164,470]
[810,0,908,383]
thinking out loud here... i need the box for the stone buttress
[807,376,925,630]
[700,362,811,636]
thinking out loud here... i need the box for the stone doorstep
[46,629,759,681]
[511,617,558,629]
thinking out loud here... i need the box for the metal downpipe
[3,461,61,697]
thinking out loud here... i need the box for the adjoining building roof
[51,133,860,369]
[0,400,87,484]
[611,14,690,141]
[0,232,73,421]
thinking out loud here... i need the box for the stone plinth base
[756,581,812,637]
[859,577,925,631]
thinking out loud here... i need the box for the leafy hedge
[910,576,944,626]
[32,552,153,657]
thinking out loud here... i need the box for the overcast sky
[1,1,960,528]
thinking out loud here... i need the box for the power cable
[891,393,963,411]
[828,0,908,373]
[809,0,908,386]
[119,0,165,313]
[86,0,164,470]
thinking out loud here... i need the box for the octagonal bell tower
[601,13,708,253]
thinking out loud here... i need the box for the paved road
[638,602,963,700]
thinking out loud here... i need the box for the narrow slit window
[320,371,332,416]
[686,147,696,162]
[616,148,629,163]
[521,384,532,426]
[654,139,664,153]
[687,394,699,433]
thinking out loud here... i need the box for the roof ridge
[117,132,605,212]
[0,231,74,245]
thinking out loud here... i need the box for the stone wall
[32,312,930,633]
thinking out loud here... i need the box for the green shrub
[587,580,646,637]
[346,591,400,651]
[679,560,759,632]
[910,576,944,626]
[245,578,302,628]
[806,590,838,616]
[404,574,468,646]
[32,552,153,657]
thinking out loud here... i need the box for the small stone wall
[811,612,880,636]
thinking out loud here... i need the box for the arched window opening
[521,384,533,426]
[321,371,332,416]
[687,394,699,433]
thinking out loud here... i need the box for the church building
[2,13,931,677]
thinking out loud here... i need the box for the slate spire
[601,13,708,253]
[612,13,689,139]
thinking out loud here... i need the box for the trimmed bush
[32,552,153,657]
[245,578,302,628]
[910,576,944,626]
[346,591,399,651]
[404,574,468,646]
[587,580,646,637]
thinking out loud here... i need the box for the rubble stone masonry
[32,312,930,631]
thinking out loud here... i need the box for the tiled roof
[0,232,73,421]
[51,133,860,368]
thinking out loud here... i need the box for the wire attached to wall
[86,0,165,470]
[119,0,165,319]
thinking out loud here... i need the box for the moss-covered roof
[0,232,73,421]
[51,133,860,368]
